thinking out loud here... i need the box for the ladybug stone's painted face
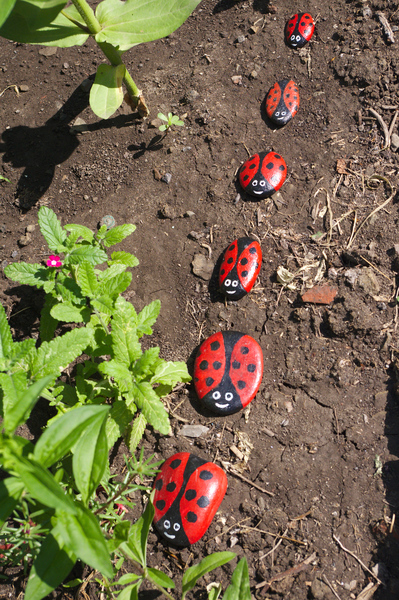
[248,175,274,197]
[221,273,245,299]
[201,380,242,414]
[154,510,189,547]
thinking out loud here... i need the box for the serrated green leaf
[1,373,54,434]
[38,206,67,251]
[76,261,99,297]
[9,338,36,365]
[64,223,94,243]
[151,360,191,386]
[147,567,175,590]
[132,347,160,380]
[90,63,125,120]
[92,294,115,316]
[128,413,147,453]
[98,359,133,393]
[0,477,24,527]
[182,553,236,600]
[95,0,202,52]
[136,300,160,337]
[73,411,108,505]
[132,382,170,435]
[0,304,12,360]
[56,277,85,304]
[67,245,108,266]
[0,0,89,46]
[4,262,50,289]
[105,400,135,450]
[50,303,88,323]
[57,505,113,578]
[109,251,139,267]
[221,557,251,600]
[111,297,141,366]
[97,262,127,282]
[102,224,136,248]
[25,526,76,600]
[100,271,132,299]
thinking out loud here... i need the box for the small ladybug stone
[194,331,263,415]
[239,151,287,199]
[285,13,315,48]
[219,237,262,300]
[266,80,300,126]
[153,452,227,547]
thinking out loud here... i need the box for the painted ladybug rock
[239,151,287,199]
[194,331,263,415]
[266,80,300,126]
[153,452,227,547]
[219,237,262,300]
[285,13,315,48]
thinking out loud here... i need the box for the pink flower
[46,255,62,268]
[115,503,128,515]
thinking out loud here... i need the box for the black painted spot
[185,489,197,501]
[249,162,256,169]
[243,174,249,181]
[237,380,247,390]
[170,459,182,469]
[240,258,248,265]
[279,165,286,171]
[187,511,198,523]
[200,360,208,370]
[227,257,234,264]
[232,360,241,369]
[197,496,210,508]
[213,361,222,370]
[265,162,274,169]
[155,478,163,490]
[210,341,220,351]
[156,500,165,511]
[241,346,249,355]
[274,154,281,159]
[200,470,213,480]
[288,102,293,106]
[249,247,256,254]
[206,377,214,386]
[221,268,225,275]
[247,364,256,373]
[166,482,177,492]
[286,93,290,98]
[229,244,235,251]
[241,270,248,278]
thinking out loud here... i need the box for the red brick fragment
[301,285,338,305]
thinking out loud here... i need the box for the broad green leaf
[182,553,236,600]
[34,405,109,468]
[151,361,191,386]
[132,347,160,380]
[57,505,113,578]
[67,245,108,266]
[100,271,132,299]
[0,476,24,526]
[8,338,36,365]
[0,0,89,46]
[4,262,50,289]
[38,206,67,251]
[102,224,136,248]
[97,262,127,282]
[222,558,251,600]
[90,63,125,120]
[121,496,154,566]
[111,297,141,366]
[64,223,94,243]
[40,294,58,342]
[0,0,16,28]
[0,304,12,360]
[25,526,76,600]
[116,573,141,586]
[107,520,130,553]
[76,261,99,297]
[98,359,133,393]
[109,251,139,267]
[91,294,115,316]
[50,302,88,323]
[147,567,175,590]
[1,373,54,434]
[105,400,135,450]
[132,382,170,435]
[95,0,202,52]
[117,583,140,600]
[72,411,109,505]
[56,277,85,304]
[136,299,160,337]
[128,413,146,453]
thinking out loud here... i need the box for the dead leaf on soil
[301,285,338,305]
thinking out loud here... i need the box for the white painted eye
[225,278,231,286]
[232,280,238,287]
[275,111,280,116]
[296,35,301,41]
[173,523,181,531]
[164,520,171,529]
[225,392,233,401]
[260,180,266,187]
[252,179,258,186]
[212,391,221,400]
[281,111,286,115]
[291,34,295,40]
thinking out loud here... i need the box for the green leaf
[98,359,133,393]
[208,585,222,600]
[91,294,115,317]
[221,558,251,600]
[132,382,170,435]
[0,0,16,28]
[67,245,108,266]
[40,294,59,342]
[105,400,135,450]
[57,505,113,578]
[0,304,12,360]
[132,347,160,380]
[136,299,160,337]
[1,373,54,434]
[25,526,76,600]
[38,206,67,251]
[100,271,132,299]
[34,405,110,468]
[116,573,141,586]
[107,520,130,553]
[117,583,140,600]
[8,337,36,364]
[147,567,175,590]
[0,476,24,526]
[4,262,50,289]
[128,413,147,453]
[109,251,139,267]
[121,496,154,567]
[95,0,202,52]
[64,223,94,243]
[0,0,89,46]
[90,63,125,120]
[50,302,88,323]
[111,297,141,366]
[151,361,191,386]
[76,261,99,297]
[72,410,109,504]
[182,553,236,600]
[102,224,136,248]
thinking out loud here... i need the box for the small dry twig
[256,551,317,592]
[369,108,390,148]
[0,84,20,98]
[322,574,342,600]
[376,11,395,43]
[333,534,383,584]
[221,462,275,496]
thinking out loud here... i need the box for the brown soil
[1,0,399,598]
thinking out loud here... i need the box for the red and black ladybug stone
[266,80,300,126]
[153,452,227,547]
[238,151,287,199]
[285,13,315,48]
[219,237,262,300]
[194,331,263,415]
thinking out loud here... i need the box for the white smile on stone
[164,532,176,539]
[252,190,264,194]
[226,290,236,294]
[216,402,229,408]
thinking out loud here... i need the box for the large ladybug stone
[219,237,262,300]
[285,13,315,48]
[239,151,287,199]
[153,452,227,547]
[194,331,263,415]
[266,80,300,126]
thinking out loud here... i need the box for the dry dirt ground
[2,0,399,598]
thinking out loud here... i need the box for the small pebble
[99,215,115,229]
[231,75,242,85]
[19,84,29,92]
[161,173,172,184]
[391,133,399,151]
[11,250,19,259]
[178,425,209,438]
[236,35,246,43]
[18,233,32,247]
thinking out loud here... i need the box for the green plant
[0,174,11,183]
[158,112,185,133]
[0,0,202,118]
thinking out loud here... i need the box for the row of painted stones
[152,13,315,547]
